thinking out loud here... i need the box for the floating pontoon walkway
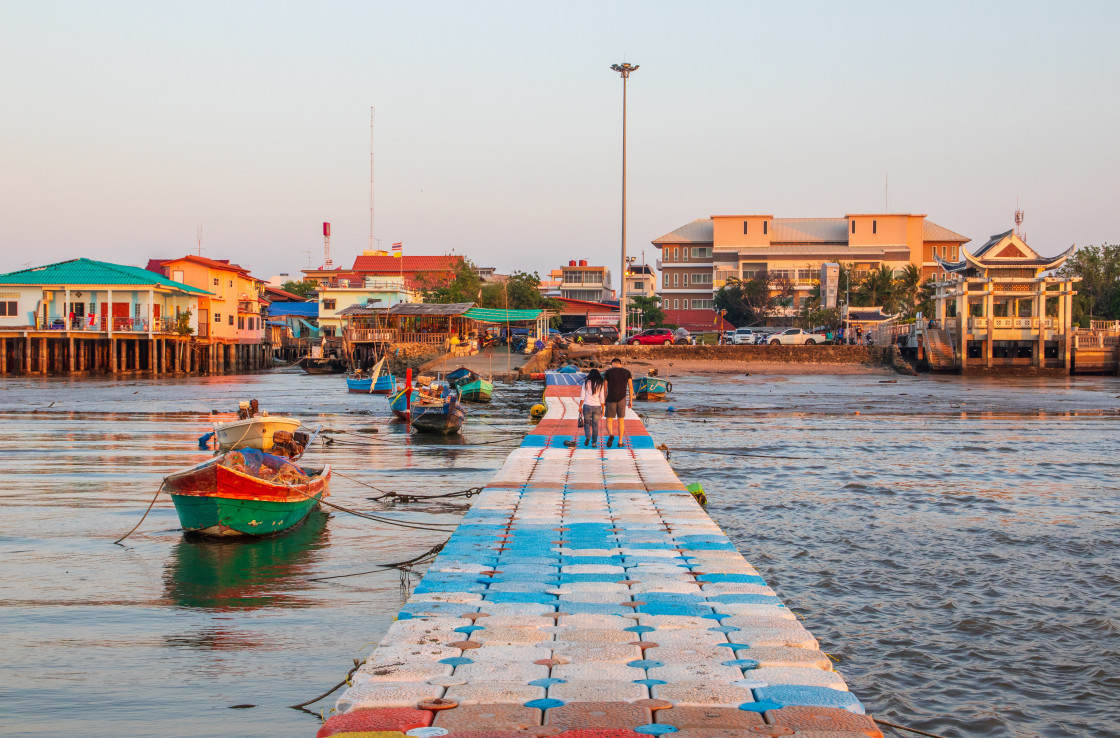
[319,374,881,737]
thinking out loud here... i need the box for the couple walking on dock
[570,357,633,448]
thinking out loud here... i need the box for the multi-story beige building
[559,260,612,302]
[652,213,970,312]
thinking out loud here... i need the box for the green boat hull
[170,492,323,537]
[458,378,493,403]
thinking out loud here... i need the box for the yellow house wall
[162,259,260,342]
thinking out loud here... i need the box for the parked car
[628,328,676,346]
[766,328,828,345]
[721,330,736,343]
[730,328,757,345]
[564,325,620,345]
[752,330,776,345]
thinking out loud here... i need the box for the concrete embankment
[559,344,898,375]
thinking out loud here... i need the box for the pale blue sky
[1,1,1117,280]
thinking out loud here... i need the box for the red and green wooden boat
[165,449,330,538]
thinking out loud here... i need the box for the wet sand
[609,357,895,376]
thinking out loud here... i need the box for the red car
[628,328,676,345]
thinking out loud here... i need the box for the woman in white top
[579,369,606,447]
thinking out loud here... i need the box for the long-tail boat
[298,356,347,374]
[345,358,393,394]
[212,404,302,451]
[165,449,330,538]
[388,386,422,421]
[446,367,494,403]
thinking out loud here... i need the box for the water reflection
[162,511,329,611]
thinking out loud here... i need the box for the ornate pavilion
[927,229,1078,373]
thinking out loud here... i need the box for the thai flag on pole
[392,242,403,257]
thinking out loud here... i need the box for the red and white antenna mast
[323,222,332,269]
[1014,197,1024,238]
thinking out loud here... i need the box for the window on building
[321,326,335,337]
[214,313,221,323]
[942,245,947,258]
[228,279,234,288]
[690,273,712,285]
[172,270,184,283]
[691,247,711,258]
[873,220,877,234]
[238,316,245,329]
[763,221,768,235]
[213,277,219,286]
[673,273,679,287]
[690,299,714,309]
[228,315,234,325]
[663,274,669,287]
[743,221,749,235]
[322,299,336,310]
[681,248,689,262]
[851,220,856,234]
[0,300,17,316]
[671,247,678,261]
[673,299,679,309]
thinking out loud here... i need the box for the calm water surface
[1,370,1118,737]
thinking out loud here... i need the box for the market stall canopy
[461,307,543,323]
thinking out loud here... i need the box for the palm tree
[893,264,922,317]
[857,265,896,311]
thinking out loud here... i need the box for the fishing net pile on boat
[221,449,311,484]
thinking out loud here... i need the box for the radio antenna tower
[323,222,332,269]
[376,105,380,253]
[1014,197,1024,239]
[196,225,203,256]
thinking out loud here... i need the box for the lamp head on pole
[611,62,639,78]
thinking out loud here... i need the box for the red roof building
[303,253,462,291]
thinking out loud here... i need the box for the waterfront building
[147,256,266,345]
[558,260,613,302]
[652,213,971,316]
[303,251,462,292]
[316,275,413,338]
[555,297,619,332]
[538,268,563,298]
[0,258,209,374]
[923,230,1077,373]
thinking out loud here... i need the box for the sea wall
[393,343,448,374]
[563,344,892,366]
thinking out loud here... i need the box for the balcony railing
[345,329,450,345]
[969,317,1054,330]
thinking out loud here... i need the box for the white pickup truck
[766,328,828,345]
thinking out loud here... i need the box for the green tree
[713,271,794,326]
[281,279,317,298]
[629,295,665,328]
[1056,244,1120,322]
[917,277,936,319]
[174,309,194,336]
[892,264,923,318]
[856,265,896,312]
[417,257,480,304]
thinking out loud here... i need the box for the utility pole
[611,62,639,343]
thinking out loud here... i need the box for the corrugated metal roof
[266,302,319,317]
[0,258,211,294]
[462,307,543,322]
[651,219,714,245]
[769,218,849,243]
[922,221,970,244]
[386,302,474,316]
[351,254,462,273]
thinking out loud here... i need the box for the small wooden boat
[634,375,672,401]
[165,449,330,538]
[446,367,493,403]
[346,373,396,393]
[299,356,347,374]
[410,394,466,435]
[345,358,392,394]
[213,414,302,451]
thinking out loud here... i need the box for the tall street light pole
[611,62,638,343]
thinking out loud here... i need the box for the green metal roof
[462,307,543,323]
[0,258,212,294]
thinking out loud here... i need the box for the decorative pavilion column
[1035,287,1044,368]
[957,289,967,369]
[985,284,994,368]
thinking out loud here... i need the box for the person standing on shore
[579,369,606,447]
[603,357,634,448]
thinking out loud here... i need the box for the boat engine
[271,430,309,459]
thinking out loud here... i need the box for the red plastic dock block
[316,707,432,736]
[545,702,653,730]
[554,731,645,738]
[765,706,883,738]
[433,703,543,730]
[655,706,765,729]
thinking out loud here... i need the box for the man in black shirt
[602,357,634,448]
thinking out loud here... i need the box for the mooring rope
[113,482,165,545]
[874,717,948,738]
[309,540,447,582]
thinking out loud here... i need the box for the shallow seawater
[1,370,1119,737]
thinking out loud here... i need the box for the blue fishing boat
[346,372,396,394]
[388,386,422,421]
[634,375,672,401]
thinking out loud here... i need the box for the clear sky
[1,1,1117,281]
